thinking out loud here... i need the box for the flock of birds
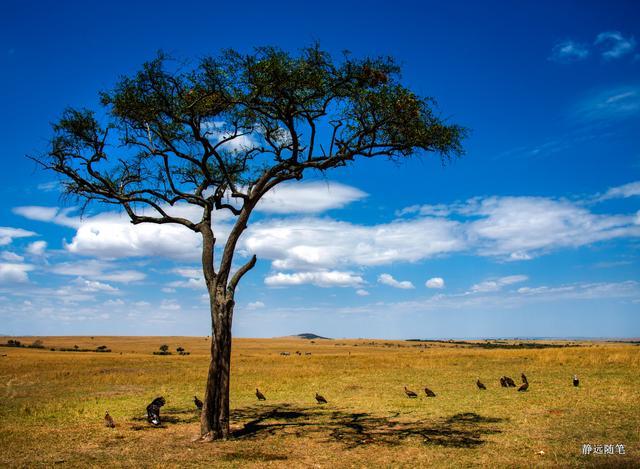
[103,375,581,428]
[476,373,529,392]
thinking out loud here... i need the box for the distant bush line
[0,340,111,352]
[406,339,581,349]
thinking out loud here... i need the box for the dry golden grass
[0,336,638,468]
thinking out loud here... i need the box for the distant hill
[291,333,332,340]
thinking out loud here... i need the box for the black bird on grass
[518,381,529,392]
[104,411,115,428]
[256,388,266,401]
[504,376,516,387]
[500,377,507,387]
[573,375,579,387]
[476,379,487,390]
[521,373,528,384]
[193,395,203,410]
[424,387,436,397]
[315,392,327,404]
[146,396,165,426]
[404,386,418,398]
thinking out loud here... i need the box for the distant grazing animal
[404,386,418,398]
[315,392,327,404]
[504,376,516,387]
[573,375,579,387]
[104,411,115,428]
[193,395,203,410]
[521,373,528,384]
[518,382,529,392]
[295,351,302,355]
[280,352,290,356]
[500,377,507,387]
[476,379,487,390]
[424,387,436,397]
[256,388,266,401]
[146,396,166,426]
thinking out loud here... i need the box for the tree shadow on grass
[230,404,505,448]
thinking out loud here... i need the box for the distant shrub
[30,340,45,349]
[154,344,172,355]
[176,346,184,353]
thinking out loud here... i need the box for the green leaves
[37,44,466,226]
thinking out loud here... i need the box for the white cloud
[168,277,205,289]
[517,280,639,300]
[104,298,125,306]
[26,240,47,256]
[265,270,364,288]
[594,31,636,60]
[74,278,119,293]
[244,216,464,270]
[549,40,590,63]
[466,196,640,259]
[0,251,24,262]
[0,263,34,283]
[257,182,367,214]
[577,86,640,121]
[168,266,205,289]
[425,277,445,289]
[36,181,61,192]
[378,273,414,289]
[13,206,80,228]
[160,299,181,311]
[340,280,640,316]
[470,275,528,293]
[0,227,36,246]
[97,270,147,283]
[64,211,202,260]
[356,289,370,296]
[50,260,146,283]
[600,180,640,200]
[247,301,265,309]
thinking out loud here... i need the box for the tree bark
[200,292,234,440]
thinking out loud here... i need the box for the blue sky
[1,0,639,338]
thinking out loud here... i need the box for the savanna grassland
[0,336,638,468]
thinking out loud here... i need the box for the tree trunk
[200,292,234,440]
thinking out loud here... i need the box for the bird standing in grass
[500,377,507,387]
[193,395,203,410]
[424,387,436,397]
[521,373,528,384]
[504,376,516,387]
[404,386,418,398]
[573,375,579,387]
[146,396,165,426]
[315,392,327,404]
[104,411,115,428]
[518,381,529,392]
[476,379,487,390]
[256,388,266,401]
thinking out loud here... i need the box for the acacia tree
[34,45,465,440]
